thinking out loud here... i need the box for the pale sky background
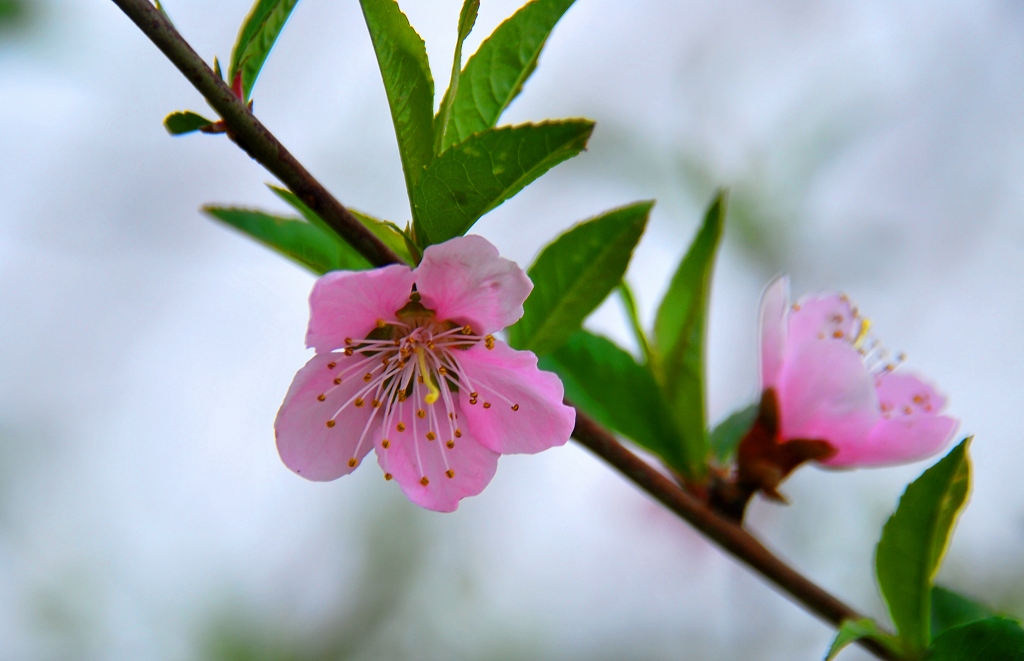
[2,1,1024,659]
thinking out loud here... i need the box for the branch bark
[110,2,899,658]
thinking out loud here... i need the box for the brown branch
[572,411,898,660]
[111,0,401,268]
[110,2,899,658]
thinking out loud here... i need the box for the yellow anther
[397,422,406,432]
[426,431,436,441]
[420,476,429,486]
[485,335,495,350]
[363,373,373,382]
[327,362,337,370]
[511,404,519,411]
[333,377,342,386]
[344,337,353,345]
[462,325,473,335]
[417,409,426,419]
[355,398,364,408]
[445,469,455,479]
[446,440,455,448]
[343,348,354,356]
[372,399,381,408]
[454,429,462,438]
[326,420,336,428]
[316,394,325,402]
[438,366,447,375]
[347,457,358,468]
[384,472,393,481]
[376,319,387,328]
[483,402,491,409]
[382,439,390,449]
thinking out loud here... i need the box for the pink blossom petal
[788,293,859,346]
[415,235,532,335]
[455,340,575,454]
[374,391,499,512]
[824,372,958,467]
[306,265,415,353]
[760,276,789,390]
[777,339,878,450]
[275,352,382,481]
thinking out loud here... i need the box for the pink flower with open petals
[275,235,576,512]
[758,276,958,468]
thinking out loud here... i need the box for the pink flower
[758,276,958,468]
[275,235,576,512]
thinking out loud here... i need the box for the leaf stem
[617,280,652,365]
[111,3,900,658]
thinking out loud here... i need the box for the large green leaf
[651,192,726,478]
[876,439,973,655]
[267,185,415,265]
[825,618,901,661]
[413,120,593,246]
[439,0,575,151]
[164,110,215,135]
[508,201,651,356]
[204,206,370,274]
[359,0,435,198]
[541,330,682,464]
[931,587,993,641]
[228,0,300,100]
[433,0,479,154]
[927,618,1024,660]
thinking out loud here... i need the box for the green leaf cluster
[827,440,1024,660]
[511,192,728,480]
[358,0,590,248]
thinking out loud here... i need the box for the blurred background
[2,0,1024,658]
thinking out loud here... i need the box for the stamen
[317,394,325,402]
[483,402,491,409]
[382,439,390,449]
[446,440,455,449]
[326,420,335,428]
[348,458,358,467]
[426,431,436,441]
[445,469,455,479]
[511,404,519,411]
[420,476,429,486]
[384,473,393,481]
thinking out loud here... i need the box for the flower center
[313,294,517,483]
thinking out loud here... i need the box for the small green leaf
[360,0,435,199]
[541,330,681,463]
[876,439,973,655]
[508,201,651,356]
[927,618,1024,660]
[932,587,994,641]
[204,206,370,274]
[708,403,758,464]
[267,185,415,265]
[440,0,575,151]
[413,120,594,246]
[434,0,479,154]
[164,110,215,135]
[616,281,651,365]
[228,0,300,99]
[651,192,726,478]
[825,618,901,661]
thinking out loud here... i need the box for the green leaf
[359,0,435,198]
[927,618,1024,660]
[540,330,682,463]
[876,439,973,655]
[434,0,479,154]
[932,587,994,641]
[267,185,415,265]
[203,206,370,274]
[507,201,651,356]
[440,0,575,151]
[413,120,594,246]
[825,618,901,661]
[164,111,215,135]
[228,0,300,100]
[708,403,758,464]
[651,192,726,478]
